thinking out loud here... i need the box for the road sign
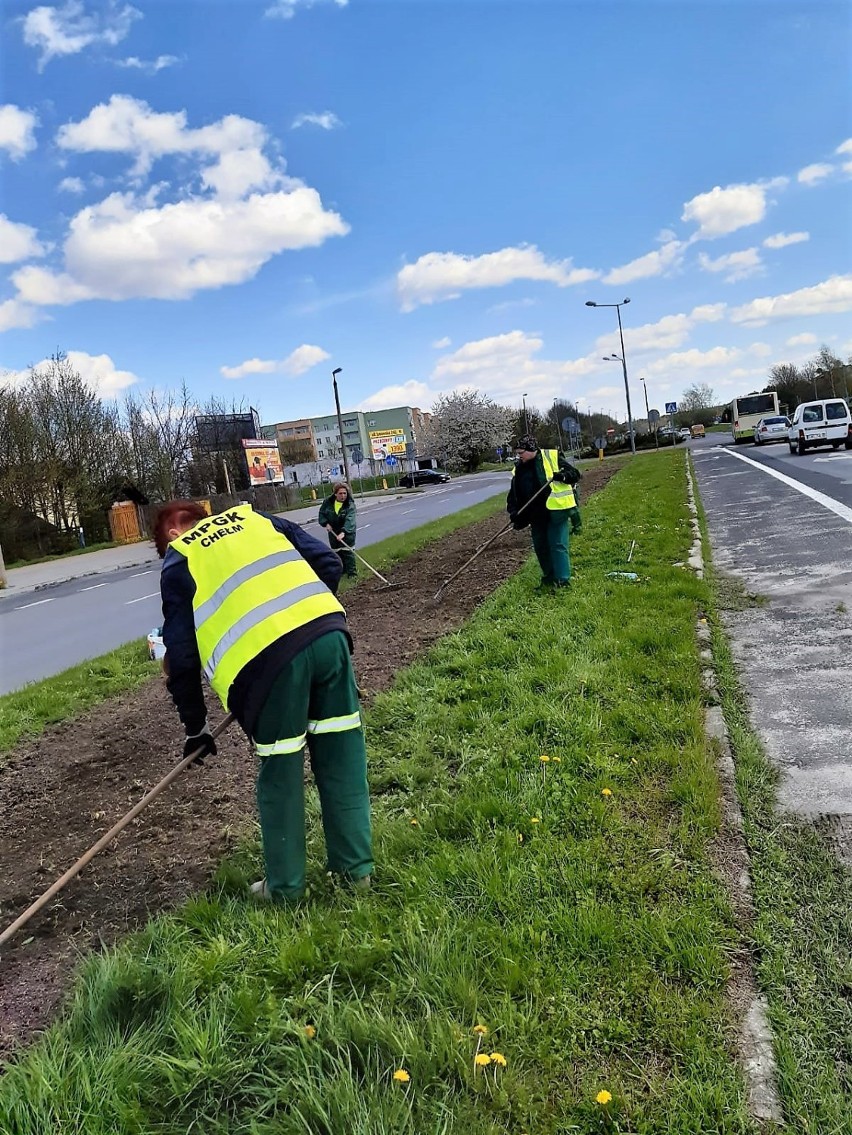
[564,417,581,436]
[350,446,363,464]
[648,409,661,424]
[496,446,504,459]
[665,402,678,415]
[331,465,340,477]
[405,442,416,457]
[385,454,398,467]
[594,435,608,450]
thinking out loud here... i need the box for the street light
[585,296,636,454]
[522,393,529,433]
[331,367,351,485]
[640,376,659,450]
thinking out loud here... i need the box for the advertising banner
[242,439,284,485]
[369,428,407,458]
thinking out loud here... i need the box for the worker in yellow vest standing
[507,435,582,588]
[155,499,372,903]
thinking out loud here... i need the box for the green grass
[0,452,757,1134]
[6,540,121,569]
[0,642,159,759]
[694,483,852,1133]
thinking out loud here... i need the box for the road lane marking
[125,592,160,605]
[402,509,415,514]
[360,524,371,530]
[80,582,107,591]
[130,569,154,577]
[720,449,852,525]
[14,597,55,610]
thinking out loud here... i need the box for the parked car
[753,415,790,445]
[678,426,692,439]
[788,398,852,454]
[399,468,451,487]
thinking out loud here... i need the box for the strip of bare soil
[0,465,618,1055]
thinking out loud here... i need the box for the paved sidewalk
[1,495,403,597]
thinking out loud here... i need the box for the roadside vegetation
[0,452,760,1134]
[5,540,121,570]
[697,508,852,1133]
[0,494,508,757]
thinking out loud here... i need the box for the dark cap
[517,434,539,452]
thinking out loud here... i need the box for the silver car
[754,415,789,445]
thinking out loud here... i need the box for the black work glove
[551,471,567,483]
[509,512,527,531]
[183,729,217,765]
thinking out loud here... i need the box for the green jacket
[318,490,357,538]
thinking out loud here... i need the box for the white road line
[14,597,55,611]
[360,524,371,530]
[465,490,477,494]
[720,449,852,525]
[125,592,160,605]
[80,582,107,591]
[402,508,415,514]
[130,569,153,577]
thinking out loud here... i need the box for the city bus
[731,390,780,443]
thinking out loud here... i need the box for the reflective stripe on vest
[170,505,343,706]
[540,450,576,510]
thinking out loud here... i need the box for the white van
[788,398,852,454]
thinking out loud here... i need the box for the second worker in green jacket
[318,481,358,578]
[506,435,582,588]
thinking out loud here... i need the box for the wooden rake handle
[0,713,235,950]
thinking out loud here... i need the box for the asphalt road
[690,431,852,836]
[0,473,510,695]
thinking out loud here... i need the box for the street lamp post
[640,376,658,449]
[522,393,529,433]
[553,398,565,453]
[586,297,636,454]
[331,367,351,485]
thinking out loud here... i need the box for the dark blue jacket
[160,512,346,738]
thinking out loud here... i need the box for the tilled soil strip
[0,465,618,1055]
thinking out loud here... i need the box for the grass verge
[6,540,121,569]
[0,495,507,756]
[0,642,158,760]
[0,452,757,1133]
[694,481,852,1134]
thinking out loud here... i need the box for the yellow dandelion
[303,1024,316,1039]
[517,832,524,843]
[410,818,419,826]
[472,1024,488,1036]
[551,756,562,763]
[474,1053,492,1067]
[596,1089,612,1105]
[393,1069,411,1083]
[489,1052,507,1067]
[601,787,613,797]
[539,754,551,763]
[530,816,541,824]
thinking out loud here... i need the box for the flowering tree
[425,390,516,472]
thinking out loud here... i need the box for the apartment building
[264,405,432,467]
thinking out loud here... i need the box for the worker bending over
[318,481,358,578]
[507,435,582,588]
[155,500,373,903]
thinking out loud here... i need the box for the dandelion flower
[539,754,551,763]
[472,1025,488,1036]
[393,1069,410,1083]
[303,1025,316,1039]
[475,1053,492,1067]
[410,818,419,826]
[552,756,562,763]
[530,816,541,824]
[490,1052,507,1067]
[596,1089,612,1105]
[601,787,613,797]
[517,832,524,843]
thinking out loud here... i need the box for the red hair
[153,500,209,558]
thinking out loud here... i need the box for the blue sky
[1,0,851,425]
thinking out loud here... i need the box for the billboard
[369,428,407,458]
[196,409,261,452]
[242,439,284,486]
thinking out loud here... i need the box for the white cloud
[115,54,181,74]
[487,297,537,313]
[786,332,817,347]
[647,345,743,376]
[609,303,726,355]
[835,139,852,156]
[0,298,40,332]
[291,111,342,130]
[763,231,809,249]
[797,162,833,186]
[265,0,347,17]
[22,1,141,70]
[0,104,38,159]
[431,336,452,349]
[12,187,348,305]
[681,178,786,239]
[58,175,85,193]
[221,343,330,380]
[397,245,599,310]
[0,215,47,263]
[730,275,852,325]
[2,350,139,397]
[603,240,683,285]
[697,247,762,282]
[358,380,433,412]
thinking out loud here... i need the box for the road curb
[687,452,785,1128]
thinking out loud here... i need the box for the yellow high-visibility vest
[512,450,576,511]
[170,505,343,706]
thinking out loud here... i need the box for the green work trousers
[530,511,572,585]
[252,630,373,901]
[327,532,357,577]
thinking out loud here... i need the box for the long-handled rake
[432,478,553,602]
[350,547,404,591]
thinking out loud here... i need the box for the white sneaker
[249,879,272,900]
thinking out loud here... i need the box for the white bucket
[147,627,166,661]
